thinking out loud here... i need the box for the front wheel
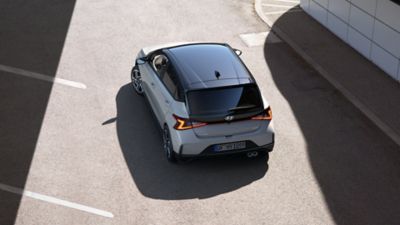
[163,125,177,163]
[131,65,144,95]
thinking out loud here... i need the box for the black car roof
[164,43,254,90]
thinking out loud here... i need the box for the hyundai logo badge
[225,115,234,121]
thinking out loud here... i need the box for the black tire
[131,65,144,95]
[163,125,177,163]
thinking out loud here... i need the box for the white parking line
[0,183,113,218]
[262,3,296,8]
[240,31,282,47]
[0,64,87,89]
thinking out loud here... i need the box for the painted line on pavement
[240,31,282,47]
[0,183,113,218]
[0,64,87,89]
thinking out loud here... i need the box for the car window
[163,69,177,96]
[164,62,185,100]
[187,84,262,115]
[151,53,183,100]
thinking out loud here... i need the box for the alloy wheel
[131,66,144,95]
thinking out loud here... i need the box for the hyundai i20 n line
[131,42,274,162]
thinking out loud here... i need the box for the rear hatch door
[186,84,264,138]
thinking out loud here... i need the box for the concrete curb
[254,0,400,147]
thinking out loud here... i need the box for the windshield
[187,84,263,120]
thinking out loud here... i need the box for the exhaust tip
[246,151,258,158]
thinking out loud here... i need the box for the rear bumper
[169,120,275,156]
[179,141,274,158]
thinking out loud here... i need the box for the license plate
[214,141,246,152]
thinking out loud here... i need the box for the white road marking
[263,9,302,15]
[272,0,299,3]
[240,31,282,47]
[0,64,87,89]
[0,183,113,218]
[262,3,297,8]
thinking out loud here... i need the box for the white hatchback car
[131,43,274,162]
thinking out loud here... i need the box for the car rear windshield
[187,84,263,120]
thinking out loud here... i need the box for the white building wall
[300,0,400,82]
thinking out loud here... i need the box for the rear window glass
[187,84,262,116]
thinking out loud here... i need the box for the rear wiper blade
[228,104,257,112]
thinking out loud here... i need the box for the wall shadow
[265,12,400,225]
[0,1,76,224]
[116,84,269,199]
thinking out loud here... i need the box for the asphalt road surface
[1,1,399,225]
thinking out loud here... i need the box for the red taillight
[251,107,272,120]
[173,114,207,130]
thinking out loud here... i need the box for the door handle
[151,82,155,86]
[165,99,170,104]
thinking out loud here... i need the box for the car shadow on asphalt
[265,11,400,225]
[116,84,269,200]
[0,1,76,225]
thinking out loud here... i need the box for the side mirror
[233,48,242,56]
[136,57,147,65]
